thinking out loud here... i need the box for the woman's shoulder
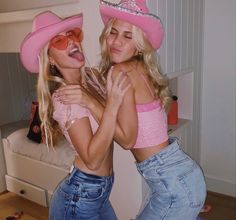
[113,61,134,71]
[113,61,144,76]
[52,94,89,121]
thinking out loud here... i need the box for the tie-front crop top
[133,99,168,148]
[52,94,98,154]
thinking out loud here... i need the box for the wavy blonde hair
[99,19,172,111]
[37,46,106,148]
[37,46,64,148]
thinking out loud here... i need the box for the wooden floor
[0,191,235,220]
[0,192,48,220]
[198,192,236,220]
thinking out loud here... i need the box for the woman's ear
[134,50,139,56]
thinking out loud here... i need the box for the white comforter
[6,128,75,170]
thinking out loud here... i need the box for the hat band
[101,0,161,21]
[119,0,142,11]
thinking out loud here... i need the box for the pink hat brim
[20,14,83,73]
[100,4,164,50]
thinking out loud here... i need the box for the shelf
[168,118,191,135]
[0,1,80,24]
[166,69,193,80]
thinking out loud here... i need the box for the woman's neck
[62,69,82,85]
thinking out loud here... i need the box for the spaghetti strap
[139,72,155,98]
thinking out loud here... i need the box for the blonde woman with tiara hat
[56,0,207,219]
[20,10,133,220]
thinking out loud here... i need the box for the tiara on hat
[100,0,161,20]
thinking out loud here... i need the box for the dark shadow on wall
[0,53,37,125]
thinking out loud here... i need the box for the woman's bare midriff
[73,153,114,177]
[131,140,169,163]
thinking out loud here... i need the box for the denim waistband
[68,166,114,184]
[136,137,181,171]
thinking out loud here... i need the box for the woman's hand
[106,66,131,111]
[55,85,93,108]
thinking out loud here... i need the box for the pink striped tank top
[133,73,168,149]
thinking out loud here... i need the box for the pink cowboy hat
[20,11,83,73]
[100,0,164,50]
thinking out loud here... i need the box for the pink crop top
[133,74,168,149]
[52,95,98,154]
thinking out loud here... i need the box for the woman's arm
[67,71,130,170]
[85,88,137,150]
[107,65,138,149]
[56,67,138,150]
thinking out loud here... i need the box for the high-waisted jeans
[136,138,206,220]
[49,167,117,220]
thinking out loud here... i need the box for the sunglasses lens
[67,28,82,42]
[49,35,68,50]
[48,28,83,50]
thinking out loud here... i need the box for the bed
[1,120,75,207]
[1,120,154,219]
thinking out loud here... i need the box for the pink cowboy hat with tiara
[100,0,164,50]
[20,11,83,73]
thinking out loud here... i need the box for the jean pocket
[79,184,105,201]
[177,163,206,208]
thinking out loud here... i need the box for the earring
[137,51,143,59]
[50,63,60,77]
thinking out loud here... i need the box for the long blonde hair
[99,19,172,111]
[37,46,106,148]
[37,46,64,148]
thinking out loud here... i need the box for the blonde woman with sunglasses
[20,11,132,220]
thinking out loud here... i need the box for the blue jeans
[49,167,117,220]
[136,138,206,220]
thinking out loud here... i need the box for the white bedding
[5,128,75,170]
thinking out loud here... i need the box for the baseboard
[0,190,8,196]
[207,190,236,200]
[205,176,236,197]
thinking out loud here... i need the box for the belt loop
[173,137,180,145]
[66,165,76,184]
[156,154,164,165]
[70,164,75,173]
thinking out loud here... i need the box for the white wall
[201,0,236,196]
[0,0,77,12]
